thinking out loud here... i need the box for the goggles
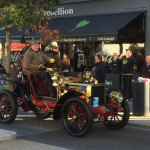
[30,41,39,45]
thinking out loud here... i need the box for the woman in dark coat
[6,62,19,92]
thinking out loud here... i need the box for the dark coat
[93,62,105,84]
[104,62,111,73]
[45,50,62,72]
[136,55,145,72]
[122,55,135,74]
[108,59,122,73]
[6,68,19,81]
[140,63,150,78]
[24,48,50,73]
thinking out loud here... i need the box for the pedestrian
[6,62,19,92]
[102,55,111,73]
[62,54,70,72]
[120,49,135,100]
[140,54,150,78]
[45,41,62,73]
[108,52,122,73]
[91,55,105,84]
[136,49,145,72]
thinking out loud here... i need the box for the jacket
[45,50,62,72]
[93,62,105,84]
[122,55,135,74]
[108,59,122,73]
[23,48,50,73]
[140,63,150,78]
[6,68,19,81]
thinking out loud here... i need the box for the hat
[29,41,39,46]
[46,41,59,50]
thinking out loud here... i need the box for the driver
[23,41,56,98]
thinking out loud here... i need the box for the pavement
[0,100,150,149]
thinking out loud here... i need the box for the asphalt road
[0,112,150,150]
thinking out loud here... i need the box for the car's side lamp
[95,80,98,84]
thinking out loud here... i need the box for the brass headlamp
[109,91,123,104]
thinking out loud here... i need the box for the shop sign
[44,7,74,16]
[97,37,115,41]
[61,37,86,42]
[59,35,117,42]
[11,39,21,43]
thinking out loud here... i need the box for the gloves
[50,59,55,63]
[39,64,46,70]
[46,68,53,72]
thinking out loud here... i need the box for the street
[0,111,150,150]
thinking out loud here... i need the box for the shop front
[38,0,147,72]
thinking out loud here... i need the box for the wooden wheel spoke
[70,120,75,127]
[68,109,74,114]
[78,122,82,130]
[67,114,74,117]
[68,118,74,122]
[115,115,120,121]
[80,117,86,121]
[79,113,85,117]
[72,105,76,113]
[117,114,123,118]
[79,119,86,126]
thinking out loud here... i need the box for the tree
[0,0,61,70]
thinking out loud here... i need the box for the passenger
[91,55,105,84]
[45,41,62,73]
[140,54,150,78]
[23,41,56,98]
[108,53,122,73]
[62,54,70,72]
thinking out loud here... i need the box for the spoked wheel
[33,111,52,119]
[0,90,18,124]
[103,100,130,130]
[62,97,93,137]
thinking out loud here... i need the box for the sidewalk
[0,129,16,142]
[128,101,150,127]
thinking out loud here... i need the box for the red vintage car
[0,56,129,137]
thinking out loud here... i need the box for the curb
[128,123,150,128]
[0,129,16,142]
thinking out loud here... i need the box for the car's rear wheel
[103,100,129,130]
[0,90,18,124]
[61,97,93,137]
[33,111,52,119]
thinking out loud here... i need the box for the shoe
[50,92,57,98]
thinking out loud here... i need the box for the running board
[39,96,57,102]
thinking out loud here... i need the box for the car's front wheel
[61,97,93,137]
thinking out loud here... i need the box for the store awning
[28,11,143,41]
[0,25,26,42]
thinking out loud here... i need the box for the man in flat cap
[24,41,56,97]
[45,41,62,73]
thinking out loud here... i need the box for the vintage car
[0,56,129,137]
